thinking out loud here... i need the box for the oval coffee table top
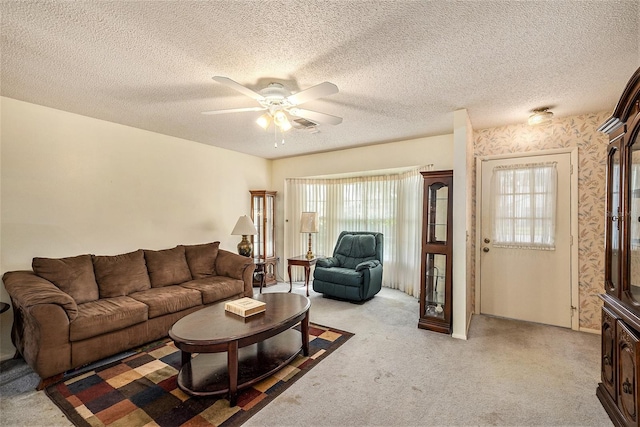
[169,292,310,346]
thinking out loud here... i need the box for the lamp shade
[300,212,319,233]
[231,215,257,235]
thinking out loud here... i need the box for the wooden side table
[287,255,319,297]
[253,259,266,294]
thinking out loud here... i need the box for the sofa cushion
[70,296,148,342]
[182,242,220,279]
[92,250,151,298]
[181,276,244,304]
[144,246,192,288]
[313,266,363,287]
[32,254,99,304]
[129,285,202,318]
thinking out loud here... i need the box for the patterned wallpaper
[473,111,611,331]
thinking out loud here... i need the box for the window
[491,162,557,250]
[285,166,431,297]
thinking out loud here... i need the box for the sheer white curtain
[491,162,558,250]
[285,166,432,297]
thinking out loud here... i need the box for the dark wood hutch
[598,66,640,426]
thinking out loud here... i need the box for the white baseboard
[452,313,472,340]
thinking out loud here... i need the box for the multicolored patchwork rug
[45,323,352,427]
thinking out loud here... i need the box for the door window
[491,162,558,250]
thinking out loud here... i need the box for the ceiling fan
[202,76,343,133]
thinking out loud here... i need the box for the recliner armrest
[355,260,380,271]
[317,257,339,268]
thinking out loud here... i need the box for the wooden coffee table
[169,292,310,406]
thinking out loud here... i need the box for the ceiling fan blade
[289,108,343,125]
[201,106,266,115]
[212,76,265,101]
[286,82,339,105]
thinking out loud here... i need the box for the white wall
[271,134,454,281]
[0,97,271,360]
[452,109,472,340]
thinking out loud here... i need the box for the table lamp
[300,212,319,259]
[231,215,258,257]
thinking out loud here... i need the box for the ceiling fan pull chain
[274,123,278,148]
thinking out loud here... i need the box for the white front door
[479,152,573,328]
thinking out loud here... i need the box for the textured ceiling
[1,1,639,160]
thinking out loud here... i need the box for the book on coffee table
[225,297,266,317]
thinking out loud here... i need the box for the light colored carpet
[0,282,612,426]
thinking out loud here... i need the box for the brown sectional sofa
[2,242,256,389]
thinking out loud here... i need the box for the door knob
[484,238,491,244]
[483,247,490,253]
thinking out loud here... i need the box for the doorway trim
[474,147,579,331]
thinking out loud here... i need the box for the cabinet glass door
[427,183,449,244]
[607,145,621,293]
[629,132,640,301]
[266,194,275,258]
[252,195,264,259]
[424,253,447,319]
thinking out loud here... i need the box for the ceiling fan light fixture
[256,113,271,130]
[205,77,343,142]
[279,119,292,132]
[273,110,292,132]
[528,108,554,126]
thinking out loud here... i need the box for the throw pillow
[92,249,151,298]
[144,246,192,287]
[32,254,99,304]
[182,241,220,279]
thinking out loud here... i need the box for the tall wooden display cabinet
[418,170,453,334]
[597,66,640,427]
[250,190,277,286]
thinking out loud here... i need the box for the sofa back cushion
[32,254,99,304]
[92,249,151,298]
[182,241,220,279]
[144,246,192,287]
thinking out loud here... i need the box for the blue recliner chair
[312,231,383,302]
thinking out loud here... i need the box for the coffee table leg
[301,311,309,357]
[181,351,191,366]
[228,341,239,406]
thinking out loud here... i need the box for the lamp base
[306,232,314,259]
[237,236,252,257]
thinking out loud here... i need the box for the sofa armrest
[215,250,256,297]
[3,271,78,321]
[3,271,75,380]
